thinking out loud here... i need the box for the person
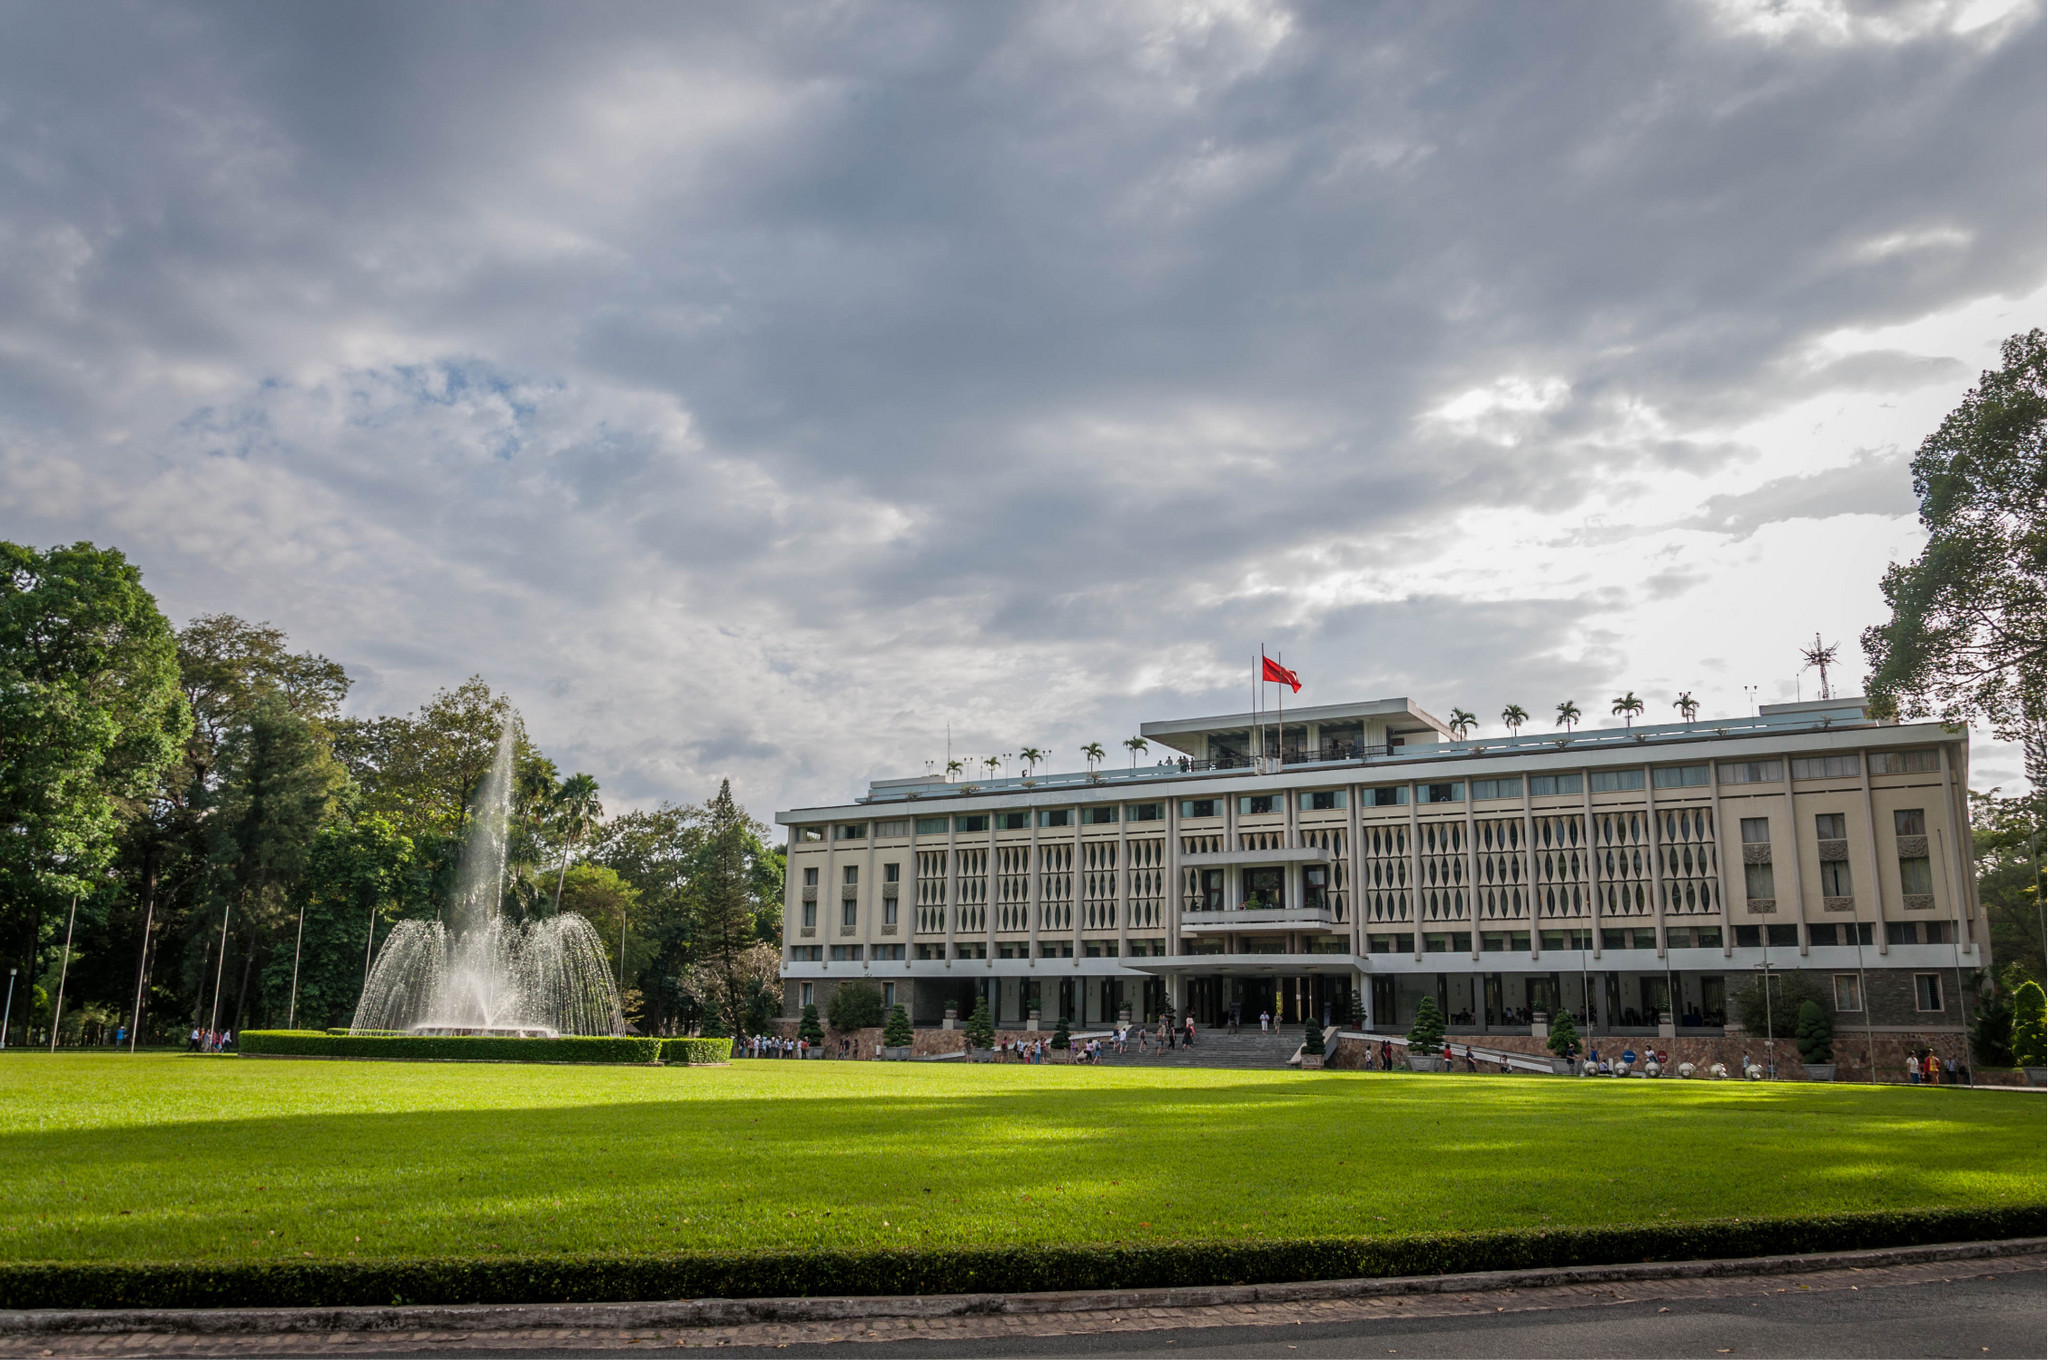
[1380,1039,1393,1071]
[1906,1054,1920,1084]
[1463,1044,1476,1073]
[1597,1057,1612,1076]
[1185,1015,1196,1048]
[1259,1010,1270,1034]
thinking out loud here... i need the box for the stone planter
[1803,1063,1837,1082]
[881,1046,913,1061]
[968,1046,994,1064]
[1300,1054,1324,1071]
[1549,1058,1574,1076]
[1026,1009,1041,1032]
[2025,1067,2045,1087]
[1406,1053,1441,1073]
[942,1008,958,1031]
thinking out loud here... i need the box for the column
[1463,791,1479,963]
[1645,766,1665,959]
[1583,773,1601,963]
[1407,789,1422,962]
[944,818,958,965]
[1522,778,1538,963]
[1782,760,1808,957]
[1856,750,1887,958]
[1708,762,1735,959]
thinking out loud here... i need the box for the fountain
[351,723,624,1038]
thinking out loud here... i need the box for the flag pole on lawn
[48,895,77,1053]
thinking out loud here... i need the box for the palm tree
[550,773,604,913]
[983,755,1001,780]
[1501,703,1529,737]
[1447,708,1477,740]
[1018,746,1045,777]
[1081,741,1105,771]
[1674,692,1700,722]
[1123,735,1149,768]
[945,758,963,782]
[1555,700,1581,732]
[1612,691,1645,727]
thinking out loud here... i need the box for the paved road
[5,1252,2039,1358]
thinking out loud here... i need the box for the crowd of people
[187,1027,234,1053]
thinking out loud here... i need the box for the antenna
[1799,633,1839,702]
[1743,684,1758,717]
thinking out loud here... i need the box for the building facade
[776,696,1985,1046]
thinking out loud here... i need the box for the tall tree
[1972,789,2045,990]
[257,810,424,1030]
[1864,329,2046,786]
[589,802,707,1035]
[550,773,604,912]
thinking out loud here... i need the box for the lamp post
[2,968,15,1049]
[49,895,78,1054]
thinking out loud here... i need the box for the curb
[3,1237,2038,1338]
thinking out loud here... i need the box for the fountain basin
[410,1024,559,1039]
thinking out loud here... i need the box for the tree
[1500,704,1528,737]
[1611,692,1645,727]
[1971,789,2044,988]
[1864,330,2045,787]
[963,994,995,1049]
[257,811,423,1030]
[945,759,963,782]
[588,801,707,1035]
[1546,1011,1580,1059]
[1793,1000,1834,1065]
[1731,970,1828,1039]
[2012,980,2046,1067]
[797,1002,824,1046]
[1447,708,1477,740]
[1018,747,1044,776]
[1406,995,1445,1051]
[688,779,762,1033]
[883,1004,914,1047]
[1555,700,1581,732]
[1123,735,1149,767]
[1675,692,1700,722]
[1051,1012,1071,1051]
[1970,987,2014,1068]
[1080,742,1105,771]
[1303,1016,1324,1058]
[549,773,604,913]
[982,755,1000,780]
[827,978,883,1031]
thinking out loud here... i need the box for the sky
[1,0,2041,815]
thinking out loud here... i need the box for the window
[1038,941,1074,958]
[882,982,895,1008]
[1888,920,1954,945]
[841,899,857,928]
[1481,931,1510,951]
[835,823,868,841]
[874,820,909,837]
[1239,794,1278,815]
[789,946,822,962]
[1540,929,1593,950]
[1791,755,1860,780]
[803,867,819,887]
[1471,778,1522,800]
[995,942,1026,959]
[1832,975,1863,1012]
[1871,749,1939,774]
[1679,927,1723,948]
[956,814,989,833]
[802,900,817,929]
[883,862,901,883]
[1819,859,1853,896]
[1893,808,1927,836]
[1366,933,1414,953]
[1815,813,1846,839]
[1590,769,1645,792]
[872,945,905,962]
[1181,798,1221,819]
[915,817,949,835]
[1600,929,1655,950]
[829,945,862,961]
[955,942,987,959]
[1423,932,1469,952]
[1719,760,1784,784]
[800,982,814,1008]
[915,943,944,960]
[843,865,858,884]
[1418,782,1464,804]
[1767,924,1798,947]
[1243,937,1287,955]
[1300,789,1347,811]
[1200,868,1224,910]
[1037,808,1072,828]
[1898,856,1934,896]
[1303,865,1329,911]
[1808,923,1872,947]
[1083,941,1119,958]
[1913,973,1944,1012]
[1305,935,1348,954]
[1740,817,1772,844]
[1085,806,1119,824]
[797,826,824,843]
[1529,774,1583,796]
[1652,764,1710,789]
[998,811,1029,830]
[1241,866,1284,909]
[1735,925,1762,948]
[1182,937,1225,955]
[1126,802,1163,822]
[1744,862,1776,900]
[1368,785,1409,806]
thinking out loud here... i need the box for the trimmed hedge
[239,1032,661,1064]
[660,1037,734,1065]
[0,1206,2034,1310]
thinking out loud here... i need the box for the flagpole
[1277,651,1284,767]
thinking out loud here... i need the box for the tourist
[1906,1055,1919,1085]
[1259,1010,1270,1034]
[1463,1045,1476,1073]
[1184,1016,1196,1048]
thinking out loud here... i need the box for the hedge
[238,1032,661,1064]
[0,1206,2034,1310]
[660,1037,733,1065]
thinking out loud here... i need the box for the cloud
[1686,448,1922,537]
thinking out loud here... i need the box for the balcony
[1180,845,1331,869]
[1182,905,1346,932]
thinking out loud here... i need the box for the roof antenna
[1799,634,1838,702]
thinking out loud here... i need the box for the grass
[0,1053,2039,1267]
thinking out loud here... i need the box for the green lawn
[1,1054,2039,1266]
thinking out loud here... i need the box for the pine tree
[1051,1013,1071,1051]
[797,1002,824,1046]
[2012,980,2046,1066]
[963,994,995,1050]
[1303,1017,1324,1058]
[1794,1000,1835,1065]
[883,1003,913,1047]
[1406,995,1446,1052]
[1546,1011,1580,1059]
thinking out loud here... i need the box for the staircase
[1095,1028,1308,1070]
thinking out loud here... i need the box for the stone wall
[1329,1028,1979,1083]
[749,1019,1108,1059]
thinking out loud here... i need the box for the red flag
[1261,654,1301,693]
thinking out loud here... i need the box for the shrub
[1406,996,1445,1051]
[1732,970,1828,1038]
[882,1005,914,1047]
[1546,1012,1579,1059]
[239,1032,660,1064]
[2013,981,2047,1066]
[1051,1015,1070,1050]
[1794,1001,1834,1065]
[797,1003,825,1046]
[963,995,995,1050]
[658,1038,732,1065]
[1303,1019,1324,1058]
[1970,987,2014,1067]
[827,980,883,1032]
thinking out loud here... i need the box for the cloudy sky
[2,0,2041,813]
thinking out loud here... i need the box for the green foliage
[1546,1012,1580,1058]
[963,995,995,1050]
[0,1206,2034,1309]
[1051,1014,1070,1050]
[1970,987,2014,1068]
[238,1031,660,1063]
[657,1038,732,1065]
[1794,1000,1835,1065]
[1863,329,2045,785]
[1731,970,1829,1037]
[797,1003,824,1046]
[883,1004,914,1047]
[2012,981,2046,1067]
[1406,996,1445,1050]
[258,813,424,1030]
[1971,789,2044,988]
[1303,1019,1324,1055]
[826,980,883,1032]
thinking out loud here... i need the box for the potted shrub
[963,995,996,1062]
[1051,1014,1071,1059]
[1301,1019,1325,1071]
[1545,1012,1580,1075]
[797,1003,824,1056]
[2013,981,2046,1086]
[1795,1000,1836,1081]
[880,1004,915,1060]
[943,1002,959,1030]
[1026,1006,1042,1031]
[1405,996,1446,1071]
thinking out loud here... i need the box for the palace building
[775,695,1984,1043]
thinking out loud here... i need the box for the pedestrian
[1463,1044,1476,1073]
[1185,1015,1196,1048]
[1259,1009,1270,1034]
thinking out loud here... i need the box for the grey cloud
[1687,448,1921,537]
